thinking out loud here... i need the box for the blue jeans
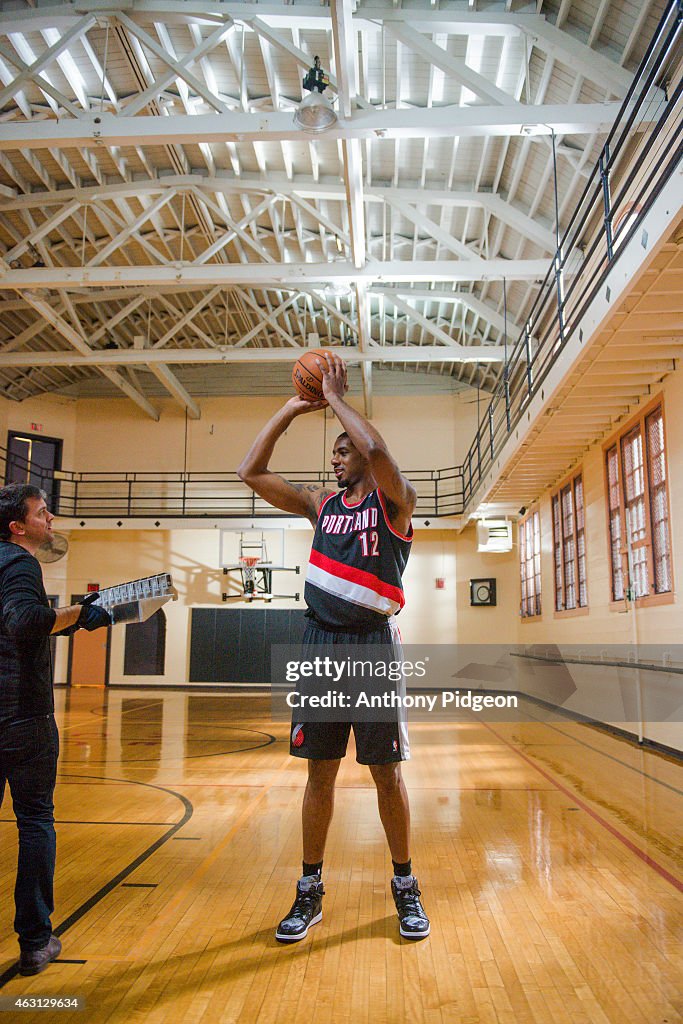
[0,714,59,950]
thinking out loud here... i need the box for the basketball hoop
[240,556,260,595]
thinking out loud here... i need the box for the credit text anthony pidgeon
[286,691,519,712]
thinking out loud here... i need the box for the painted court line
[130,751,293,955]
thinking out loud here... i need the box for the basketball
[292,348,332,402]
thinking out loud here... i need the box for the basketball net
[240,556,260,592]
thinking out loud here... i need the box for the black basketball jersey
[304,488,412,630]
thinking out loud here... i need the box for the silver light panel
[92,572,178,624]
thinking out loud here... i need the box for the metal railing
[1,448,465,519]
[459,0,682,509]
[3,1,680,522]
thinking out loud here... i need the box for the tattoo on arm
[294,483,333,517]
[294,484,325,495]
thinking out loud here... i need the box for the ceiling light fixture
[294,56,337,134]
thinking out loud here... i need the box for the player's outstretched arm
[237,398,333,527]
[318,353,417,531]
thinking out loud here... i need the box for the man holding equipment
[0,484,111,975]
[238,352,430,943]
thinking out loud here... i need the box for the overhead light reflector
[294,56,337,134]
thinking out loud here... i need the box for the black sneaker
[391,877,430,940]
[275,879,324,943]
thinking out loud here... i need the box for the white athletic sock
[393,874,416,890]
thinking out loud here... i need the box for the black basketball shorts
[289,618,410,765]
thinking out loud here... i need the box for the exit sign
[30,422,43,432]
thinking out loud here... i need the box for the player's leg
[368,761,410,863]
[277,722,348,943]
[302,756,342,863]
[368,761,430,940]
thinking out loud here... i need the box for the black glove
[77,591,112,632]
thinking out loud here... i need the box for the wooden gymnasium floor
[0,687,681,1024]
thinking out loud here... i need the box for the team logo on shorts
[292,724,305,748]
[392,740,398,753]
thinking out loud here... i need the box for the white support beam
[191,187,275,263]
[0,15,96,113]
[0,177,558,254]
[288,193,351,250]
[0,345,508,367]
[89,296,148,345]
[153,285,223,349]
[331,0,371,416]
[193,193,277,265]
[120,19,234,118]
[235,288,300,348]
[386,23,516,106]
[3,200,81,265]
[300,289,358,334]
[248,16,372,111]
[521,18,642,98]
[385,195,485,263]
[0,5,536,36]
[148,362,201,419]
[116,13,232,115]
[0,103,627,150]
[0,40,81,119]
[0,259,554,289]
[481,193,555,253]
[19,292,159,419]
[371,286,538,345]
[356,283,373,416]
[384,292,506,360]
[233,293,300,347]
[342,144,368,272]
[88,191,176,267]
[155,293,217,349]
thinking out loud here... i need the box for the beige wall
[455,523,520,644]
[0,393,78,471]
[71,393,467,475]
[8,374,683,751]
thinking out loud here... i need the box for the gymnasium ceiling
[0,0,669,419]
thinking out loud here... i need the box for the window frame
[551,469,589,617]
[519,506,542,620]
[602,396,674,610]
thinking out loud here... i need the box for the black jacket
[0,543,57,722]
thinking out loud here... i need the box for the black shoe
[391,877,430,940]
[275,879,324,943]
[19,935,62,976]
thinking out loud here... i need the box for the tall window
[519,509,541,617]
[605,404,672,602]
[551,473,587,611]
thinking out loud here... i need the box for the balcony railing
[2,452,465,519]
[459,0,682,509]
[3,0,681,522]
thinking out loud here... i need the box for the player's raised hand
[317,352,348,402]
[284,395,328,416]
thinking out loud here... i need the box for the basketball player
[238,352,429,943]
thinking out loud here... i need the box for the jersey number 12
[359,530,379,557]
